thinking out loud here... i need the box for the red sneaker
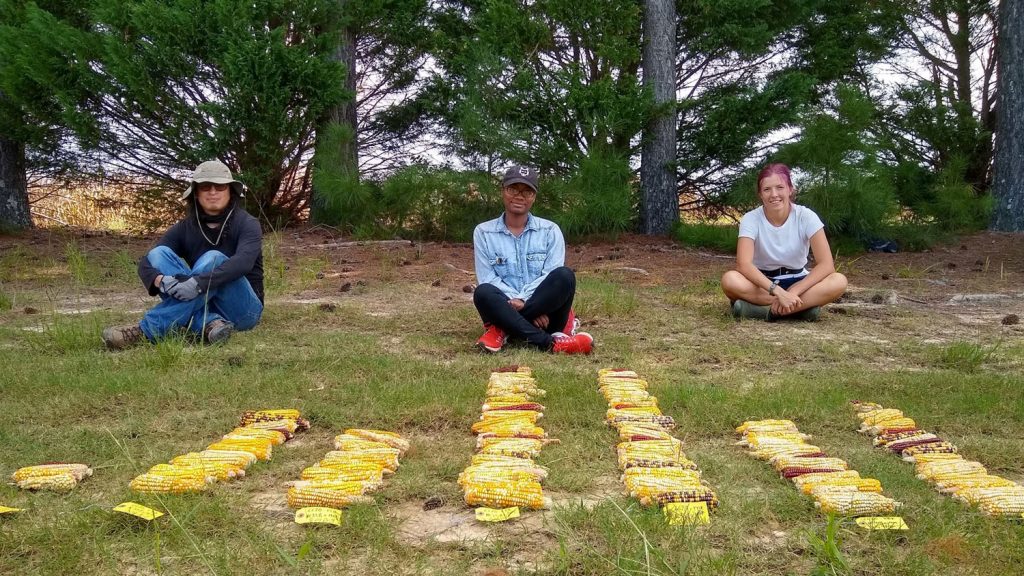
[476,324,506,353]
[562,308,579,335]
[551,331,593,355]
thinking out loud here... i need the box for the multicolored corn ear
[814,491,900,515]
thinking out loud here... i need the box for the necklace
[196,207,235,246]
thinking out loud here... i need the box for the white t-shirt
[738,204,824,273]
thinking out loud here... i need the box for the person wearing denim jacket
[102,160,263,349]
[472,165,593,354]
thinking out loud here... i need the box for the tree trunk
[991,0,1024,231]
[639,0,677,235]
[0,133,32,230]
[310,2,359,224]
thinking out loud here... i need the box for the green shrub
[376,166,499,241]
[0,289,12,311]
[535,148,634,239]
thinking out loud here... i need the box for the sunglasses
[503,187,536,198]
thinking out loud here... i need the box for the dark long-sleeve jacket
[137,207,264,303]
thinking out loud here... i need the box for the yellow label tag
[113,502,164,521]
[664,502,710,526]
[294,507,342,526]
[855,516,909,531]
[475,506,521,522]
[0,506,24,515]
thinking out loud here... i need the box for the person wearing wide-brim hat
[471,165,594,354]
[102,160,265,349]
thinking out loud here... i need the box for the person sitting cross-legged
[102,160,264,349]
[472,165,593,354]
[721,163,847,321]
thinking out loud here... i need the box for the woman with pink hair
[721,163,847,320]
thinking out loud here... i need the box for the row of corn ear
[285,429,408,509]
[599,369,718,510]
[461,366,552,510]
[853,401,1024,517]
[129,409,309,494]
[10,463,92,493]
[736,418,901,516]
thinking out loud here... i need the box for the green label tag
[855,516,908,530]
[475,506,520,522]
[664,502,710,526]
[0,506,24,515]
[113,502,164,521]
[295,507,342,526]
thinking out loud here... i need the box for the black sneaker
[203,319,234,345]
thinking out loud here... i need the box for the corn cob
[286,486,373,509]
[622,456,698,470]
[753,444,826,461]
[458,467,546,486]
[814,491,900,516]
[240,408,301,423]
[805,478,883,496]
[625,475,704,498]
[321,449,399,472]
[194,449,257,468]
[900,442,958,458]
[617,426,674,442]
[872,430,924,446]
[130,472,209,494]
[939,475,1017,494]
[642,487,719,509]
[903,452,962,465]
[741,431,812,448]
[290,479,381,494]
[463,481,550,509]
[915,460,986,481]
[735,420,799,434]
[343,429,410,453]
[300,464,384,483]
[857,408,904,426]
[863,418,916,436]
[971,487,1024,516]
[244,419,299,434]
[12,463,92,483]
[609,415,675,428]
[147,464,213,483]
[332,434,392,451]
[885,434,940,453]
[207,439,272,461]
[607,406,663,420]
[791,470,862,489]
[477,437,546,458]
[773,457,848,473]
[952,485,1024,507]
[15,473,78,492]
[599,368,639,377]
[169,454,244,479]
[226,427,289,444]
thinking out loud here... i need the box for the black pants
[473,266,576,350]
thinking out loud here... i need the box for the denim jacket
[473,213,566,300]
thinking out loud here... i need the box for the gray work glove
[167,277,201,301]
[159,275,180,295]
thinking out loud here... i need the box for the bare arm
[786,230,834,298]
[735,237,774,291]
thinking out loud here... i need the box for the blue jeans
[139,246,263,340]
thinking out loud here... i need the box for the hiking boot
[102,324,146,350]
[476,324,506,353]
[732,299,771,321]
[551,331,593,355]
[562,308,580,335]
[790,306,821,322]
[203,319,234,345]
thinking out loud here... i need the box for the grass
[1,236,1023,575]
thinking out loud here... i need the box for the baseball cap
[502,165,539,194]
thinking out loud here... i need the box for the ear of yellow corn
[130,472,210,494]
[16,472,78,492]
[287,486,373,509]
[344,429,410,454]
[814,491,901,516]
[12,463,92,483]
[206,439,272,461]
[463,481,550,509]
[226,427,288,445]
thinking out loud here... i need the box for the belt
[759,267,804,278]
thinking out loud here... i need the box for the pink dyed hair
[756,163,794,193]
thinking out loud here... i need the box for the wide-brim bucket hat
[181,160,245,200]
